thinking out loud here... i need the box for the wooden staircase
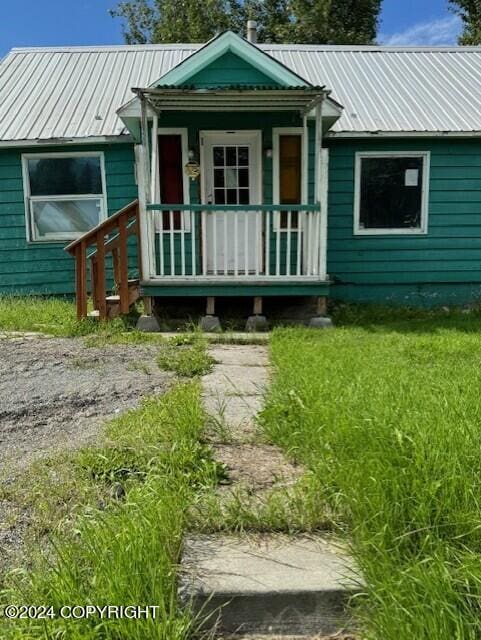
[65,200,142,321]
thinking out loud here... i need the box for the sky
[0,0,463,56]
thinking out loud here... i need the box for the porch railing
[145,203,325,280]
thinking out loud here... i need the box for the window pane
[28,156,102,196]
[32,199,102,239]
[214,169,224,188]
[225,168,237,189]
[226,189,237,204]
[238,147,249,165]
[226,147,237,166]
[238,168,249,188]
[213,147,225,167]
[214,189,225,204]
[239,189,249,205]
[359,156,424,230]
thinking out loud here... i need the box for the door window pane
[213,147,224,166]
[238,147,249,165]
[239,168,249,188]
[214,169,224,188]
[214,189,225,204]
[28,156,102,196]
[225,168,237,189]
[226,189,237,204]
[239,189,249,205]
[359,156,424,230]
[226,147,237,166]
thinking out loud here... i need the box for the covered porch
[134,85,336,290]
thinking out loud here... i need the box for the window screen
[358,155,425,231]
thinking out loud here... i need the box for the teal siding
[326,138,481,307]
[185,52,279,88]
[0,143,137,295]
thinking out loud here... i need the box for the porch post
[136,92,155,280]
[315,96,327,280]
[150,113,159,202]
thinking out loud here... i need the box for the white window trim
[154,127,191,232]
[353,150,430,236]
[272,127,306,231]
[22,151,108,243]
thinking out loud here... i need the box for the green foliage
[1,383,219,640]
[0,296,137,338]
[110,0,383,45]
[261,322,481,638]
[450,0,481,45]
[110,0,245,43]
[157,337,215,377]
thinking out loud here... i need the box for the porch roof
[132,85,332,114]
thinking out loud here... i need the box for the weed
[158,338,215,377]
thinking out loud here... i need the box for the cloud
[380,15,462,46]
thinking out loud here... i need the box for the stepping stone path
[180,344,360,639]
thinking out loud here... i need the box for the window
[354,152,429,235]
[23,153,107,242]
[273,129,304,230]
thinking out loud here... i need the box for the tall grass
[261,324,481,639]
[1,383,218,640]
[0,296,130,337]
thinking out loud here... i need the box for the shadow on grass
[331,302,481,335]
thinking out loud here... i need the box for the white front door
[201,131,262,274]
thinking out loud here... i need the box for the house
[2,25,481,325]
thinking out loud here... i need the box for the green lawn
[260,313,481,639]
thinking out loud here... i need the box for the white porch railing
[144,204,326,281]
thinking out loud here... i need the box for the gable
[184,51,281,88]
[154,31,310,89]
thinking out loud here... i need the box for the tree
[449,0,481,45]
[110,0,245,44]
[111,0,383,45]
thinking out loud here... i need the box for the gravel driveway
[0,333,172,475]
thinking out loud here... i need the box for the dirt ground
[0,333,172,475]
[0,332,172,575]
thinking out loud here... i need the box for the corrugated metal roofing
[2,43,481,141]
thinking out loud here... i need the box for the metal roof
[2,43,481,142]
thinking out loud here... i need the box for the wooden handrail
[65,200,139,254]
[65,200,140,321]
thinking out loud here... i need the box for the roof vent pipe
[247,20,258,43]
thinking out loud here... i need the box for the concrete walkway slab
[180,534,360,636]
[210,345,270,367]
[202,364,268,397]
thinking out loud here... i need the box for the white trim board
[353,151,430,236]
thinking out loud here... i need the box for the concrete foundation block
[199,315,221,332]
[179,534,360,636]
[245,314,268,332]
[309,316,334,329]
[136,315,161,332]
